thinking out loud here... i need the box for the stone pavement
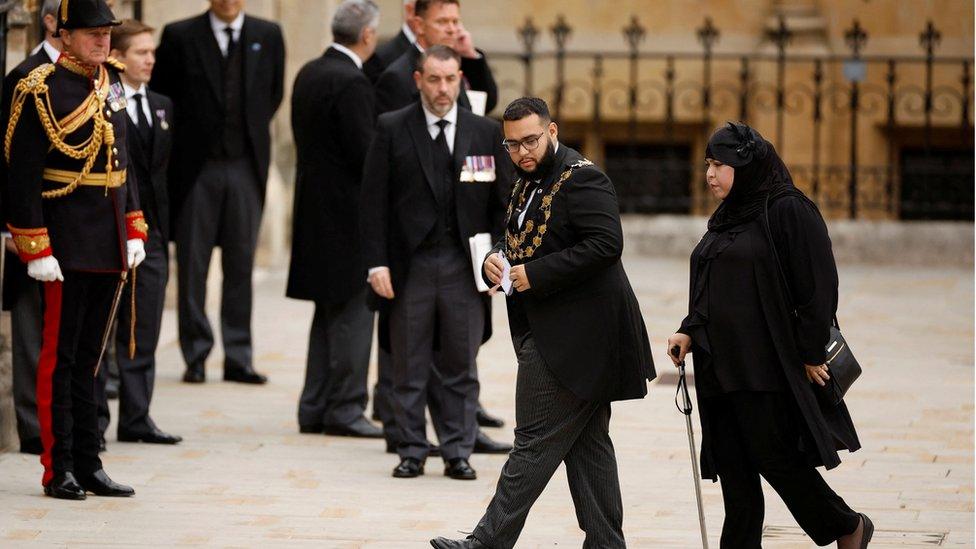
[0,254,971,548]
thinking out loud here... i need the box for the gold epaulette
[4,64,56,164]
[105,57,126,72]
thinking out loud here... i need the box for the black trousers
[37,272,119,485]
[297,290,373,428]
[111,228,168,435]
[176,158,261,371]
[705,392,860,547]
[389,243,482,461]
[473,333,625,549]
[11,281,42,444]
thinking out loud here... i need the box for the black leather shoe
[430,536,487,549]
[476,408,505,428]
[44,472,86,500]
[392,457,424,478]
[299,423,324,434]
[20,437,43,455]
[323,417,383,438]
[386,440,441,457]
[118,428,182,445]
[223,366,267,384]
[473,430,512,454]
[444,458,477,480]
[182,364,205,383]
[77,469,135,497]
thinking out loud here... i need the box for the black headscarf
[705,122,799,232]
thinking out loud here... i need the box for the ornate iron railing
[487,15,974,220]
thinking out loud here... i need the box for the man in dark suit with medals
[361,45,512,479]
[287,0,382,439]
[431,98,655,548]
[363,0,417,83]
[152,0,285,385]
[375,0,497,115]
[5,0,147,500]
[93,19,181,446]
[1,0,63,457]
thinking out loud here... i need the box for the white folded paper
[499,252,513,296]
[466,90,488,117]
[469,233,493,292]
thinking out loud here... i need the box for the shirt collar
[210,10,245,35]
[122,81,148,99]
[330,43,363,69]
[40,41,61,63]
[422,102,458,129]
[402,23,417,44]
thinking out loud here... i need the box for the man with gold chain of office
[4,0,147,500]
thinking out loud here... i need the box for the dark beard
[514,141,557,181]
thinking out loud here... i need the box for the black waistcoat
[213,38,247,160]
[421,130,460,249]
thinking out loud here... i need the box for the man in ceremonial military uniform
[5,0,146,500]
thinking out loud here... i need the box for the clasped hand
[483,255,530,294]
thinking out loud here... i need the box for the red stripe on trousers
[37,281,63,486]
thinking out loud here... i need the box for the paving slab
[0,254,971,548]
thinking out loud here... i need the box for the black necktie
[434,119,451,161]
[133,93,153,148]
[223,26,237,57]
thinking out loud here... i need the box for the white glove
[126,239,146,269]
[27,256,64,282]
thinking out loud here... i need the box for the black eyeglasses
[502,132,545,154]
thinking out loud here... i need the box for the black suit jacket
[152,11,285,226]
[287,47,375,304]
[125,90,173,242]
[361,102,511,304]
[374,45,498,115]
[488,146,656,402]
[1,49,54,309]
[364,29,411,83]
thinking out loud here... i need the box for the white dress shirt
[330,43,363,69]
[123,82,153,127]
[30,40,61,62]
[368,102,460,278]
[402,23,417,45]
[422,102,458,154]
[209,11,245,56]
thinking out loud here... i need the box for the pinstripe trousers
[472,333,626,549]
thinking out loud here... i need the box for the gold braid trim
[504,159,594,261]
[4,64,116,199]
[106,57,127,72]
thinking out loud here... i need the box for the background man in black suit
[1,0,62,456]
[362,46,512,480]
[370,0,508,450]
[432,98,656,549]
[94,19,181,446]
[375,0,497,115]
[363,0,417,83]
[287,0,382,439]
[152,0,285,385]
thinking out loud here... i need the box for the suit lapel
[452,109,473,175]
[147,92,168,169]
[193,14,224,103]
[242,16,260,96]
[406,104,441,205]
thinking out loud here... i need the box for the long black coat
[152,12,285,226]
[681,195,861,480]
[361,102,511,304]
[287,47,375,304]
[374,45,498,115]
[488,146,655,403]
[363,29,411,83]
[125,90,173,242]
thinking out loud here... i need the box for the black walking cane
[672,345,709,549]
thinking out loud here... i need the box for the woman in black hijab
[667,123,873,548]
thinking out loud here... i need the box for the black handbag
[762,193,861,406]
